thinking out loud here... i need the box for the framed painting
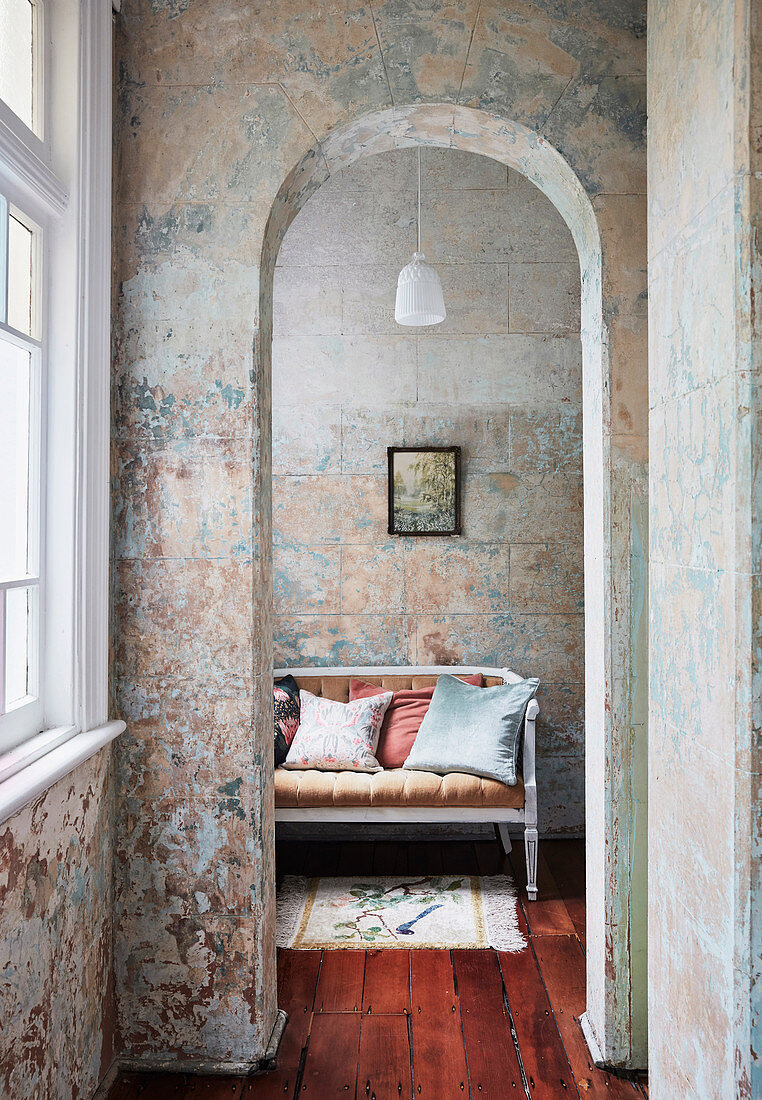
[387,446,461,536]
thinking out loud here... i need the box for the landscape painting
[388,447,461,536]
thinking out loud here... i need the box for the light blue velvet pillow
[402,673,539,786]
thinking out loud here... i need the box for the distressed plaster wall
[113,0,647,1069]
[272,145,585,835]
[648,0,760,1095]
[0,750,114,1099]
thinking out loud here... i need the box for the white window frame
[0,0,124,823]
[0,331,44,743]
[0,202,45,750]
[0,0,46,145]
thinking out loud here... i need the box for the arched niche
[258,103,647,1070]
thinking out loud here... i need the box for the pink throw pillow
[349,674,483,769]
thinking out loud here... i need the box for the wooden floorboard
[532,935,642,1098]
[372,840,408,876]
[304,841,341,877]
[509,839,577,937]
[498,946,579,1098]
[410,949,470,1099]
[245,950,320,1098]
[276,840,306,879]
[314,949,365,1012]
[184,1076,260,1095]
[362,947,411,1014]
[109,839,648,1100]
[300,1012,361,1097]
[103,1078,135,1100]
[103,1077,138,1100]
[542,840,586,946]
[406,840,444,876]
[357,1013,413,1100]
[110,1073,189,1098]
[445,839,481,875]
[473,837,511,876]
[277,948,321,1016]
[453,949,525,1095]
[336,841,376,877]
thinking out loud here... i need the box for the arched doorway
[259,103,648,1070]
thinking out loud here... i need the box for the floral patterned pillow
[274,675,301,767]
[282,689,393,772]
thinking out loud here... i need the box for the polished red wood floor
[110,837,648,1099]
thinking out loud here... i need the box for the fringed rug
[276,874,525,951]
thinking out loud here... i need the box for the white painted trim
[275,807,526,823]
[0,723,77,784]
[0,719,125,826]
[0,699,46,756]
[73,0,113,733]
[0,116,67,217]
[580,1012,605,1068]
[523,704,538,827]
[0,0,114,755]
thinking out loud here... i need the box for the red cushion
[349,674,483,769]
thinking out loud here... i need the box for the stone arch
[259,103,646,1068]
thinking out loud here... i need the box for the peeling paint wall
[113,0,647,1069]
[748,7,762,1090]
[648,0,760,1095]
[272,145,585,835]
[0,750,114,1099]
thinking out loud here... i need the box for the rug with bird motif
[276,874,525,951]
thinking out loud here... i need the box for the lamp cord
[417,146,421,254]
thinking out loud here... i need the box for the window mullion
[0,319,41,349]
[28,341,42,581]
[32,0,44,141]
[0,590,5,717]
[0,195,6,323]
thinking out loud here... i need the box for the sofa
[273,665,540,900]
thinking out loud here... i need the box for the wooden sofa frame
[273,665,540,900]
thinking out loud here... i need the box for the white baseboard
[580,1011,605,1067]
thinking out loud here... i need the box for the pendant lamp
[395,148,446,326]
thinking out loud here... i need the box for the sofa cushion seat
[274,766,525,809]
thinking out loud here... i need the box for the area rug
[276,874,526,951]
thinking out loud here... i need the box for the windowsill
[0,724,79,784]
[0,719,125,826]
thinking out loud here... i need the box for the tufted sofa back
[286,673,503,702]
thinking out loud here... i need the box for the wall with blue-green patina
[112,0,647,1071]
[648,0,760,1095]
[0,752,115,1099]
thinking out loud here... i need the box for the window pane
[0,0,34,132]
[5,584,33,707]
[8,213,33,335]
[0,338,31,580]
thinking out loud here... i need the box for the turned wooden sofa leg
[495,822,512,855]
[525,826,538,901]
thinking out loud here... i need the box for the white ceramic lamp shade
[394,147,446,327]
[395,252,446,326]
